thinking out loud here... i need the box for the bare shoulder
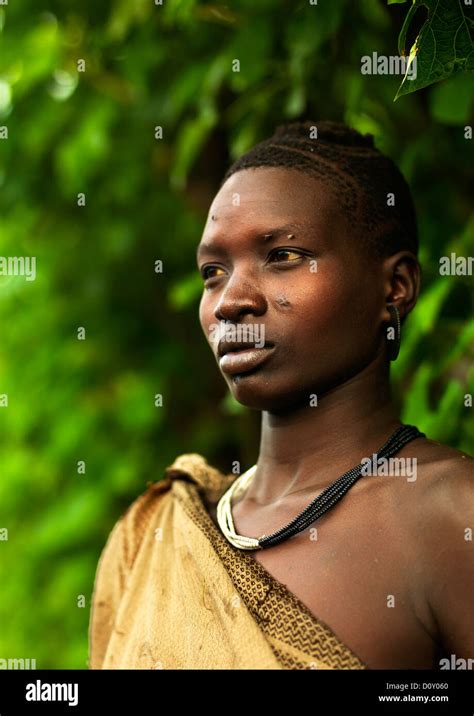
[400,435,473,500]
[423,441,472,546]
[393,436,473,580]
[400,437,474,654]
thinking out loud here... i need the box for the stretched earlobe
[386,303,401,361]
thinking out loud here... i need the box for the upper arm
[423,464,474,662]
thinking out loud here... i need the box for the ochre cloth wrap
[88,454,368,670]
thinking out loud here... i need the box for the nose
[213,272,267,323]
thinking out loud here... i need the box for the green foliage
[0,0,472,669]
[390,0,474,99]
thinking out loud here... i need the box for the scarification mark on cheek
[275,294,291,307]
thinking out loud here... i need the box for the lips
[217,340,276,376]
[217,339,273,358]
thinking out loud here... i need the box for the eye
[269,248,305,263]
[201,265,226,281]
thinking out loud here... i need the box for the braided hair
[220,120,418,259]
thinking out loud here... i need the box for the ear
[380,251,421,323]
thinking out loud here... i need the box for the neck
[250,359,401,505]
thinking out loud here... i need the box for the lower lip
[219,346,275,376]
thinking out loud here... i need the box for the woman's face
[197,167,386,412]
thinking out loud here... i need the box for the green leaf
[392,277,452,377]
[393,0,474,100]
[438,319,474,374]
[402,362,431,425]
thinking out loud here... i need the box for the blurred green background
[0,0,472,668]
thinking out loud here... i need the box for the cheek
[198,294,212,338]
[277,271,351,323]
[294,274,380,365]
[278,272,370,355]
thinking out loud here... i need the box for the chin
[226,373,311,413]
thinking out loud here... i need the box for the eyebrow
[196,224,303,261]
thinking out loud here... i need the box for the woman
[89,121,473,670]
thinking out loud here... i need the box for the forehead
[203,167,340,236]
